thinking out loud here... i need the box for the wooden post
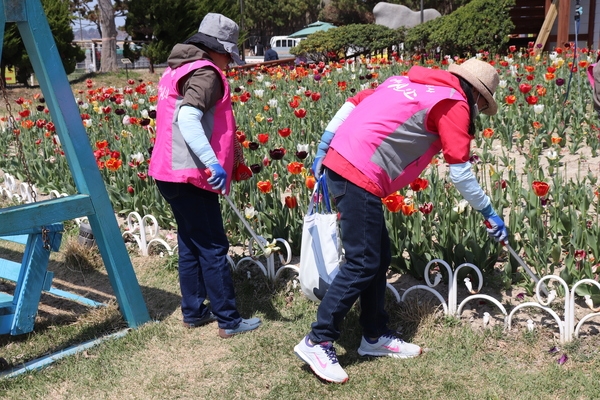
[535,0,559,53]
[557,0,571,47]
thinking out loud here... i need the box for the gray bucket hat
[184,13,243,65]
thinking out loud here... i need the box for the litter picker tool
[223,194,267,254]
[485,222,549,296]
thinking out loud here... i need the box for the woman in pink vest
[149,13,260,338]
[294,58,506,383]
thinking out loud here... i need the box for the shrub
[292,24,405,62]
[404,0,515,56]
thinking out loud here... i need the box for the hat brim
[183,32,244,66]
[448,63,498,115]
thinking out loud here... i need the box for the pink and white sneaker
[358,331,422,358]
[294,336,349,383]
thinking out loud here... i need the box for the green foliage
[292,24,405,62]
[1,0,85,86]
[124,0,239,66]
[404,0,515,56]
[243,0,322,38]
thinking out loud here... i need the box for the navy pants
[156,180,241,329]
[309,169,391,343]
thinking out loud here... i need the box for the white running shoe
[358,331,422,358]
[294,336,349,383]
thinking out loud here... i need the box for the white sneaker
[358,331,422,358]
[294,336,349,383]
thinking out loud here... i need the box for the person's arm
[177,67,228,192]
[311,89,377,177]
[432,99,508,242]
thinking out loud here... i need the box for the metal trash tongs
[502,241,549,296]
[485,222,549,296]
[223,194,268,254]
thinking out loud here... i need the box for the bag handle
[306,175,332,215]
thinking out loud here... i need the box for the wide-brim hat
[448,58,499,115]
[184,13,243,65]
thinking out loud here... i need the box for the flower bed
[0,46,599,296]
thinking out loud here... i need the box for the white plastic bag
[299,176,344,302]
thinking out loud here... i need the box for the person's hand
[207,163,227,194]
[484,216,509,243]
[312,156,324,180]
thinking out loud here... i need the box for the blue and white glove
[207,163,227,194]
[312,130,334,179]
[479,204,509,243]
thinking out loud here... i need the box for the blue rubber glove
[479,204,508,243]
[207,163,227,194]
[312,156,324,180]
[312,130,335,179]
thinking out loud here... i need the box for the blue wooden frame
[0,0,150,330]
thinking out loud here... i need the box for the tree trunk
[97,0,119,72]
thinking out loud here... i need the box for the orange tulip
[382,192,404,213]
[482,128,494,138]
[305,175,316,190]
[287,161,304,175]
[257,180,272,194]
[401,202,417,216]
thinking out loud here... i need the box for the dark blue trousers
[309,169,391,343]
[156,180,241,329]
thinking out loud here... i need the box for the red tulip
[526,95,538,105]
[285,196,298,209]
[257,133,269,144]
[519,83,532,94]
[532,181,549,197]
[294,108,307,118]
[278,127,291,138]
[409,177,429,192]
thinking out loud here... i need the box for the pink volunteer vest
[329,75,466,196]
[149,59,235,194]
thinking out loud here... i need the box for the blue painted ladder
[0,0,150,333]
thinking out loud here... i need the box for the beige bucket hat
[448,58,499,115]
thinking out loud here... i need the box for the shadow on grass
[0,242,181,370]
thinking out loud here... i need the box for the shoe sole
[293,345,349,384]
[218,322,261,339]
[182,316,217,329]
[357,348,423,358]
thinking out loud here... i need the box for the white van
[270,36,302,58]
